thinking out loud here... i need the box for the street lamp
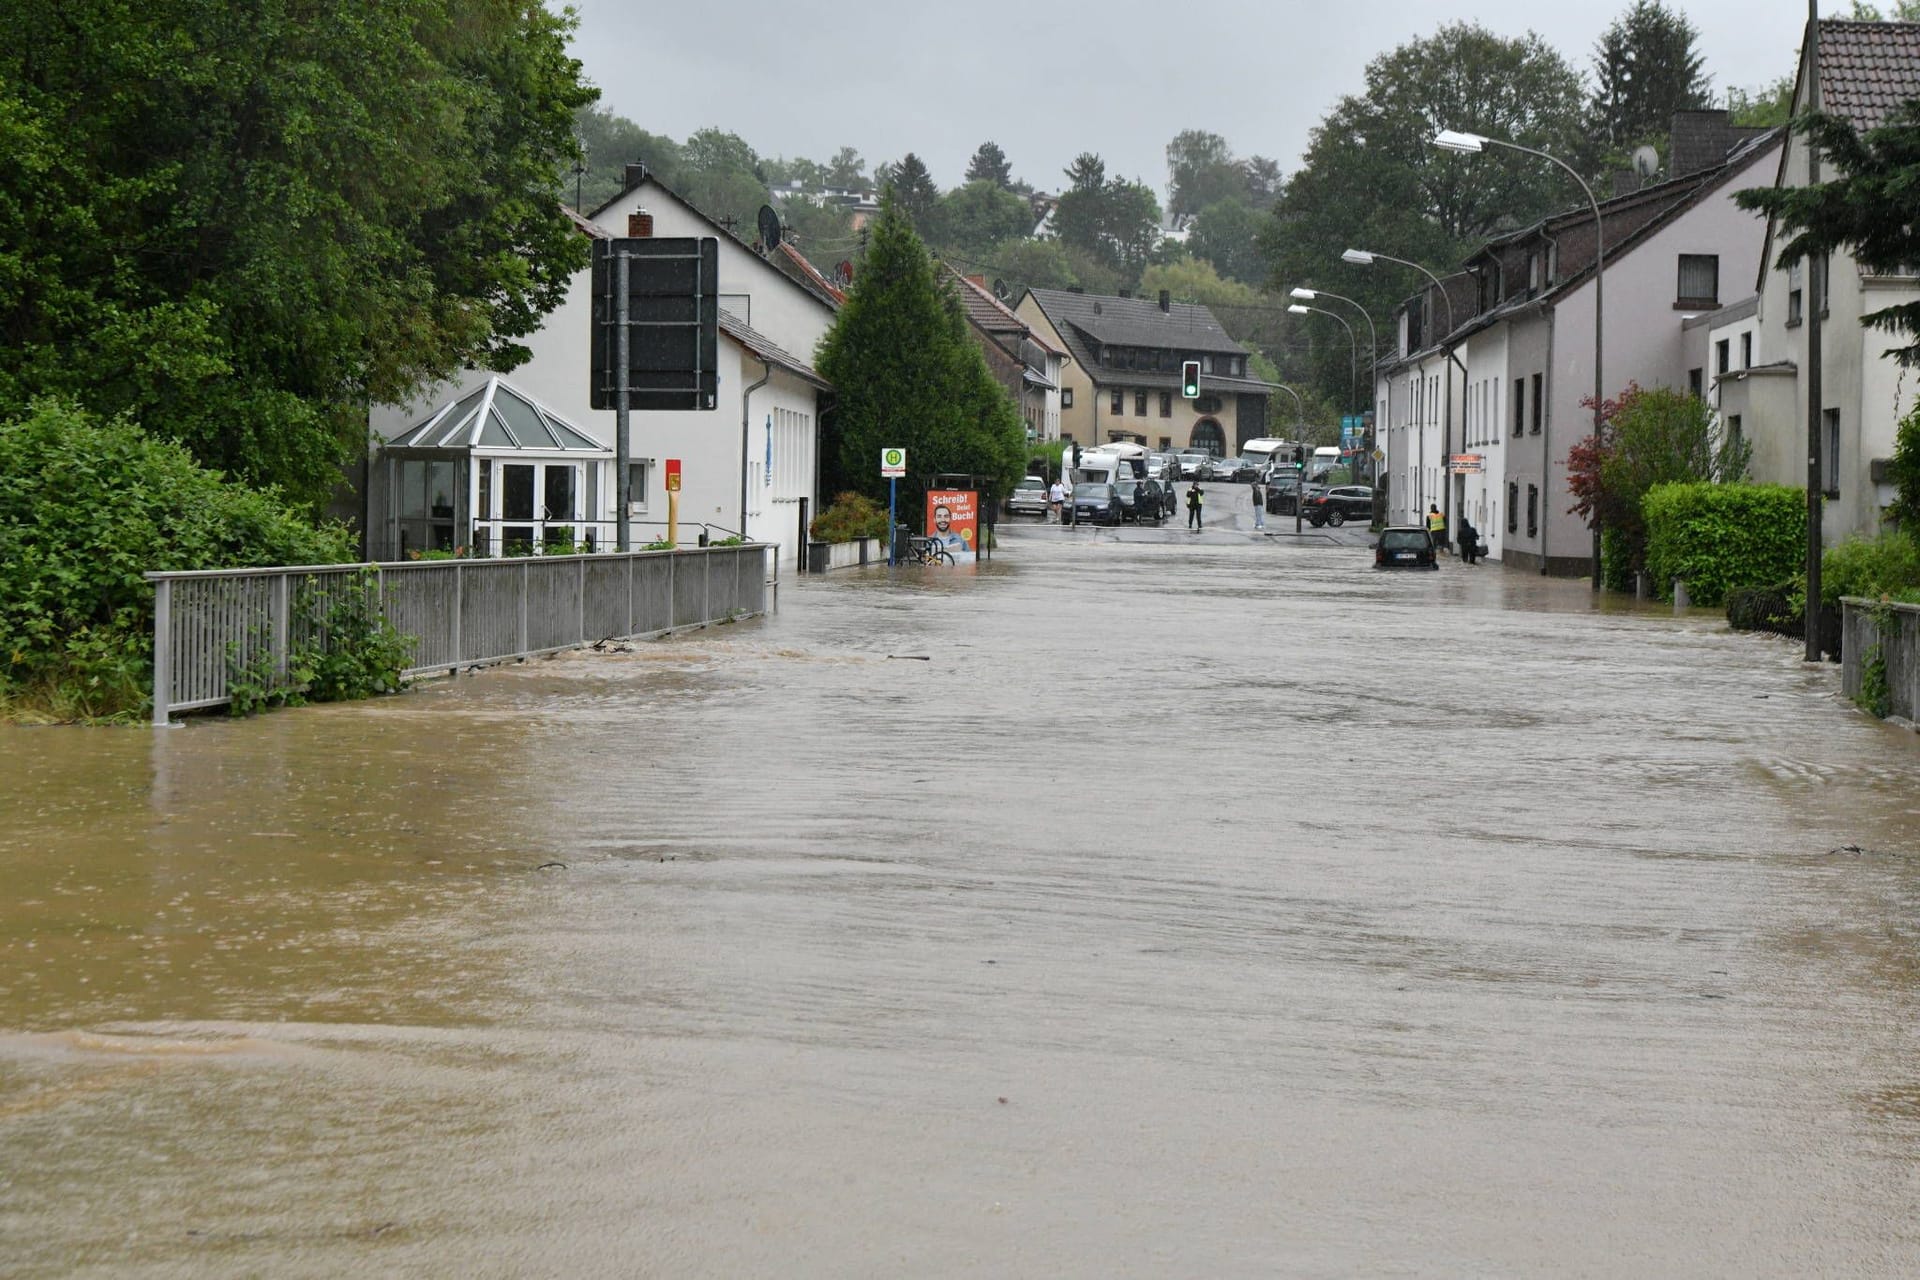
[1434,126,1604,588]
[1288,301,1360,418]
[1342,248,1454,339]
[1273,382,1306,427]
[1293,287,1380,483]
[1344,247,1458,525]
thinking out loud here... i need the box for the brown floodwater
[3,516,1919,1277]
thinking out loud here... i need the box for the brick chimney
[628,209,653,238]
[623,162,649,192]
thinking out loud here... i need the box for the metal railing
[146,544,776,725]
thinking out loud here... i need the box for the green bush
[1890,402,1920,534]
[809,491,890,544]
[0,400,352,720]
[1600,525,1635,592]
[1726,581,1801,635]
[1821,528,1920,606]
[1642,482,1805,607]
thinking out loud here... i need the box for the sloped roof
[389,377,610,452]
[948,269,1065,356]
[773,241,847,307]
[720,309,831,390]
[1820,20,1920,131]
[1027,288,1246,355]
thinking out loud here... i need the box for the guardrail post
[271,571,289,683]
[667,552,677,630]
[519,559,530,655]
[704,547,712,625]
[626,552,635,636]
[577,556,587,646]
[451,561,464,670]
[151,578,173,727]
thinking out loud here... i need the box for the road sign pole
[888,477,897,567]
[615,246,631,552]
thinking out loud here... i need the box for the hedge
[1642,482,1805,608]
[1,400,353,720]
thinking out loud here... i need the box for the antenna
[992,278,1009,300]
[1631,145,1660,179]
[756,205,782,252]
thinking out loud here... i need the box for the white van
[1308,445,1344,478]
[1237,438,1297,470]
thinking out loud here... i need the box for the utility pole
[1805,3,1825,662]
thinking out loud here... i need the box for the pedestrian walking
[1048,478,1067,524]
[1457,515,1480,565]
[1251,478,1266,530]
[1426,503,1448,556]
[1186,481,1205,531]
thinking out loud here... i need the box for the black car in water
[1373,526,1439,569]
[1066,482,1122,526]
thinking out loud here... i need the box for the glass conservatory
[369,378,616,559]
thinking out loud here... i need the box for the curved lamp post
[1273,382,1306,428]
[1434,128,1603,588]
[1293,287,1379,484]
[1287,302,1358,415]
[1344,248,1457,526]
[1342,248,1454,340]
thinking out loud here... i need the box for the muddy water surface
[3,526,1919,1277]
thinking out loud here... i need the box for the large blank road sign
[590,237,719,411]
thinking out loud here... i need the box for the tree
[1243,156,1286,211]
[1564,383,1748,584]
[676,127,773,232]
[1728,77,1797,130]
[1589,2,1713,155]
[1258,22,1587,410]
[1846,1,1920,18]
[0,0,595,507]
[965,142,1015,189]
[1053,153,1163,284]
[1166,129,1245,227]
[1186,198,1267,284]
[570,104,684,210]
[1736,101,1920,366]
[983,238,1085,297]
[884,153,941,229]
[927,181,1035,258]
[826,147,869,190]
[813,196,1026,514]
[1891,403,1920,534]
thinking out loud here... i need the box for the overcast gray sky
[570,0,1835,196]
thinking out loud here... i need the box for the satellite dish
[836,260,853,285]
[756,205,782,251]
[1631,145,1660,179]
[992,278,1010,301]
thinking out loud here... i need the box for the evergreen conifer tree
[965,141,1015,189]
[1589,1,1712,153]
[814,196,1025,515]
[886,153,941,230]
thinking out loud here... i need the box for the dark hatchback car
[1374,526,1439,569]
[1066,482,1122,526]
[1301,485,1377,527]
[1118,478,1168,522]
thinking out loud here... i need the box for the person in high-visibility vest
[1426,503,1448,555]
[1187,481,1205,530]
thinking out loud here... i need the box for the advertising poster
[925,489,977,563]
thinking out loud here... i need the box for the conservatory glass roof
[387,377,609,453]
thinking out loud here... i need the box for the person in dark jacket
[1457,515,1480,564]
[1186,481,1205,530]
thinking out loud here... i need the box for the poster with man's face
[925,489,977,563]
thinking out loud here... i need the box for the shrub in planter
[809,491,889,544]
[1642,482,1804,607]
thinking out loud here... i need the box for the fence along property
[147,544,776,724]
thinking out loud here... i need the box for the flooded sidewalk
[2,530,1918,1276]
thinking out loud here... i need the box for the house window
[1527,252,1541,295]
[1134,390,1148,416]
[1787,261,1804,326]
[1111,388,1123,416]
[627,461,649,510]
[1513,377,1525,436]
[1823,408,1840,497]
[1530,373,1543,433]
[1507,481,1519,534]
[1159,391,1172,418]
[1688,368,1704,398]
[1061,387,1074,409]
[1715,339,1730,375]
[1740,332,1752,368]
[1526,484,1539,538]
[1678,254,1719,305]
[1159,436,1172,451]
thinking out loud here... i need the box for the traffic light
[1180,360,1201,399]
[1293,446,1305,464]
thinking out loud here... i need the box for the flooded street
[4,520,1920,1277]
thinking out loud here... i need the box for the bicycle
[903,535,956,566]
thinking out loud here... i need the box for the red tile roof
[1820,20,1920,131]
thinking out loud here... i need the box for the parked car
[1301,485,1377,527]
[1374,526,1439,569]
[1113,478,1148,521]
[1066,482,1122,526]
[1177,452,1209,479]
[1136,478,1169,522]
[1201,456,1247,482]
[1265,480,1327,516]
[1006,476,1050,517]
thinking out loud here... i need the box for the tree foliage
[0,0,595,507]
[1259,22,1587,409]
[1890,401,1920,534]
[965,141,1015,189]
[1186,199,1267,284]
[883,153,941,230]
[1053,154,1163,284]
[1642,482,1806,606]
[1729,76,1797,129]
[1589,2,1713,154]
[1166,130,1245,228]
[1736,102,1920,366]
[813,197,1026,516]
[929,182,1035,259]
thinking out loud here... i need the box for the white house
[371,165,838,566]
[1716,19,1920,542]
[1377,114,1781,572]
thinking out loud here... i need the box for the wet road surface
[3,516,1919,1276]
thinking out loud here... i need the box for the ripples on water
[1,529,1917,1276]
